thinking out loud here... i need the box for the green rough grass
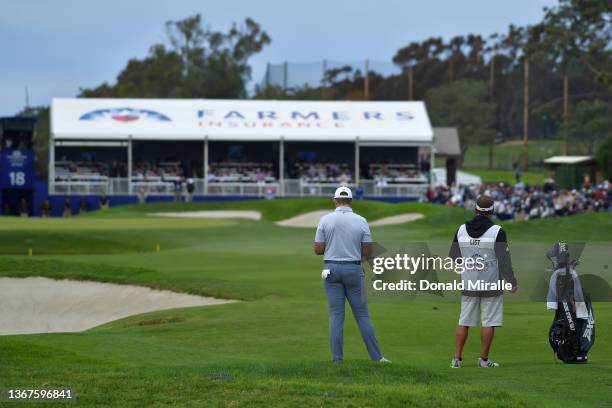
[462,140,563,170]
[1,199,611,407]
[468,169,548,186]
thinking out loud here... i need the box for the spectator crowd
[55,159,199,182]
[55,157,432,186]
[427,181,611,220]
[209,162,275,183]
[292,162,353,184]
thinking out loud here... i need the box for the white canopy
[433,168,482,186]
[51,98,433,143]
[544,156,593,165]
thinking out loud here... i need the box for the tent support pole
[354,138,360,187]
[279,137,285,196]
[127,136,133,195]
[429,144,435,188]
[203,137,209,195]
[48,135,55,193]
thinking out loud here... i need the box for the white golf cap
[333,186,353,199]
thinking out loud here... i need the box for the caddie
[449,195,517,368]
[314,186,390,363]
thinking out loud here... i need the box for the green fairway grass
[1,199,611,407]
[0,217,236,255]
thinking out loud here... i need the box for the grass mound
[0,257,155,282]
[84,198,471,223]
[0,218,235,255]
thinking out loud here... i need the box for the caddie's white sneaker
[379,357,392,364]
[478,358,499,368]
[450,357,462,368]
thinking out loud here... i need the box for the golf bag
[547,243,595,364]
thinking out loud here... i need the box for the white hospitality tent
[50,98,434,196]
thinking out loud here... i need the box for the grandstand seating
[54,161,108,182]
[55,160,186,182]
[367,163,428,184]
[209,162,276,183]
[54,159,427,187]
[293,162,353,184]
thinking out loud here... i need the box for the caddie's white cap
[333,186,353,199]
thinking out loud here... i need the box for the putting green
[0,199,610,407]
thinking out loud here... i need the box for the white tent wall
[51,98,433,142]
[50,98,434,198]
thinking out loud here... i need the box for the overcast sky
[0,0,557,116]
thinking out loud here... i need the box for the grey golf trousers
[323,262,383,361]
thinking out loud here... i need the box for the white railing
[51,181,110,195]
[207,182,280,196]
[50,178,428,198]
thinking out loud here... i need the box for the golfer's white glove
[322,269,331,279]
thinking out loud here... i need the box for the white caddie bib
[457,224,501,287]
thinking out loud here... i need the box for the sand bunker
[149,210,261,220]
[369,213,424,226]
[275,210,330,228]
[276,210,424,228]
[0,277,235,335]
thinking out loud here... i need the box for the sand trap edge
[0,277,237,336]
[276,210,424,228]
[149,210,261,220]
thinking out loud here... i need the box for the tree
[81,45,184,98]
[426,80,496,161]
[81,15,270,98]
[596,134,612,180]
[317,0,610,143]
[17,106,50,179]
[561,99,611,154]
[528,0,611,83]
[525,0,611,148]
[254,65,386,101]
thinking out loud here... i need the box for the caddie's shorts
[458,295,503,327]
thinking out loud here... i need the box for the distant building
[433,127,460,186]
[544,156,596,189]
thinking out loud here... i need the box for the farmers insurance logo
[79,107,171,122]
[7,150,28,167]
